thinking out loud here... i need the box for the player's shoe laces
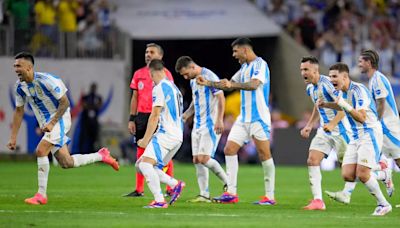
[372,204,392,216]
[325,190,350,204]
[24,193,47,205]
[169,181,185,205]
[143,201,168,209]
[303,199,326,210]
[253,196,276,205]
[383,169,394,197]
[98,147,119,171]
[187,195,211,203]
[124,190,144,197]
[212,192,239,204]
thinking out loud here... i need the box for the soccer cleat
[253,196,276,206]
[383,169,394,197]
[212,192,239,204]
[371,204,392,216]
[303,199,326,210]
[124,190,144,197]
[98,147,119,171]
[169,181,185,205]
[187,195,211,203]
[143,201,168,209]
[325,190,351,204]
[24,193,47,205]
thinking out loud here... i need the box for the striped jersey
[190,67,222,130]
[152,78,184,140]
[231,57,270,125]
[306,75,351,141]
[14,72,70,128]
[339,81,381,140]
[368,70,399,125]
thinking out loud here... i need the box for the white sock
[225,155,238,194]
[364,176,389,206]
[72,153,102,167]
[342,181,357,195]
[155,168,178,188]
[262,158,275,199]
[195,164,209,197]
[37,156,50,197]
[308,166,322,200]
[138,162,164,202]
[372,170,386,181]
[204,158,228,185]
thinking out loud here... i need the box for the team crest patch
[358,99,363,106]
[35,85,43,97]
[138,81,144,90]
[54,86,60,94]
[376,89,381,95]
[152,96,156,102]
[254,71,259,76]
[29,87,36,96]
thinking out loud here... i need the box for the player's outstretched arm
[137,106,162,148]
[7,106,25,150]
[230,78,261,91]
[182,101,194,123]
[42,95,70,132]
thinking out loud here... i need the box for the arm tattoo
[231,80,260,91]
[51,95,70,124]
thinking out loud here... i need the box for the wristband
[129,114,137,122]
[337,97,353,112]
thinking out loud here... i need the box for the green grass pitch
[0,161,399,227]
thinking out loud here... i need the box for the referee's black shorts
[135,112,151,141]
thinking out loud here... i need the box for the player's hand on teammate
[42,121,55,132]
[323,123,334,132]
[196,75,207,86]
[137,138,149,148]
[219,79,231,89]
[128,121,136,135]
[214,120,224,134]
[300,126,312,138]
[6,138,17,150]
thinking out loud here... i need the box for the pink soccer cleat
[24,193,47,205]
[169,181,185,205]
[253,196,276,205]
[212,192,239,204]
[98,147,119,171]
[303,199,326,210]
[143,200,168,209]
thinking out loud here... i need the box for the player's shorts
[381,121,400,160]
[309,129,348,162]
[227,120,270,146]
[42,114,71,154]
[342,128,383,169]
[142,133,182,169]
[191,127,221,157]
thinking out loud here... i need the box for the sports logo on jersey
[54,87,60,94]
[254,70,259,76]
[376,89,381,95]
[358,99,363,106]
[138,81,144,90]
[29,87,36,96]
[152,96,156,102]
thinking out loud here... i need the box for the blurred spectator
[270,109,289,147]
[32,0,57,57]
[96,0,115,57]
[79,82,103,154]
[5,0,32,53]
[58,0,78,57]
[266,0,289,27]
[77,11,103,56]
[294,5,317,50]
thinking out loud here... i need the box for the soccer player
[175,56,228,203]
[125,43,175,197]
[7,52,119,205]
[197,38,275,205]
[325,50,396,203]
[319,63,392,216]
[299,56,351,210]
[136,59,185,208]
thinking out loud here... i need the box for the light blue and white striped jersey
[368,70,399,124]
[15,72,70,128]
[306,75,351,141]
[231,57,270,125]
[152,78,184,140]
[339,81,381,140]
[190,67,222,130]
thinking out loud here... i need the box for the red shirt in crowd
[130,66,174,113]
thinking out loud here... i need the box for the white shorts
[192,128,221,157]
[309,129,348,162]
[381,121,400,160]
[227,120,270,146]
[142,133,182,169]
[42,115,71,154]
[342,128,383,168]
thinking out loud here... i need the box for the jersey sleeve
[231,70,241,83]
[130,71,138,90]
[306,84,313,97]
[42,76,68,100]
[353,86,369,110]
[152,84,165,107]
[205,72,222,95]
[15,84,26,107]
[251,60,268,84]
[372,75,389,99]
